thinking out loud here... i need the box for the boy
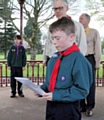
[7,35,27,98]
[37,17,92,120]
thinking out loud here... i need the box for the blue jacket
[41,51,93,102]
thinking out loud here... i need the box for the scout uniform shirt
[85,27,101,68]
[41,51,93,102]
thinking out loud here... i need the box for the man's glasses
[52,7,64,11]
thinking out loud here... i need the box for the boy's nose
[52,39,57,44]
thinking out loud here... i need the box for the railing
[0,60,104,87]
[0,60,46,87]
[96,61,104,86]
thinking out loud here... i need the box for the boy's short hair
[49,17,75,35]
[14,35,21,40]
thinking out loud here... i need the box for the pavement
[0,86,104,120]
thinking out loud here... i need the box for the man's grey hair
[83,13,91,21]
[53,0,68,6]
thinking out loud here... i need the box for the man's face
[53,0,68,19]
[51,30,74,52]
[79,14,89,28]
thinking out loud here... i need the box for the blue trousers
[46,101,81,120]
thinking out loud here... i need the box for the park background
[0,0,104,87]
[0,0,104,60]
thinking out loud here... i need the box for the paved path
[0,86,104,120]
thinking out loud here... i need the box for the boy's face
[51,30,75,52]
[14,38,21,45]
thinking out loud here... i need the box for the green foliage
[101,40,104,52]
[24,17,42,54]
[86,0,104,25]
[0,0,17,58]
[24,17,42,39]
[90,11,99,16]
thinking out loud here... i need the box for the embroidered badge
[12,49,15,52]
[60,76,66,82]
[87,41,89,44]
[52,53,58,58]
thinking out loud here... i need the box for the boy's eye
[55,37,61,40]
[51,36,61,40]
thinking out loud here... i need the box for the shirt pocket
[57,68,73,88]
[87,39,93,47]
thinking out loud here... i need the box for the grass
[0,53,43,60]
[26,54,43,60]
[0,53,104,78]
[0,53,45,77]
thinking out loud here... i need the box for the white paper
[15,77,45,95]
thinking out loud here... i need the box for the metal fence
[0,60,104,87]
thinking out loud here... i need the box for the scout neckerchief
[48,43,80,92]
[85,27,90,35]
[67,15,71,19]
[14,44,22,58]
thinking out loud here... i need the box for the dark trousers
[80,55,96,110]
[46,101,81,120]
[10,67,23,95]
[46,56,50,66]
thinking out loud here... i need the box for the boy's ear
[70,33,75,41]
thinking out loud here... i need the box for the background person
[36,17,93,120]
[7,35,27,98]
[43,0,87,66]
[79,13,101,116]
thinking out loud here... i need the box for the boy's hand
[43,61,46,66]
[7,67,11,70]
[22,67,25,70]
[34,93,42,97]
[42,92,52,101]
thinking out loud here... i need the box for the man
[43,0,87,65]
[79,13,101,116]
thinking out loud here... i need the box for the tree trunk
[4,50,7,59]
[30,46,36,60]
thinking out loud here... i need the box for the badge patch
[12,49,15,52]
[53,53,58,58]
[87,41,89,44]
[60,76,66,82]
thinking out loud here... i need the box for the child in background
[7,35,27,98]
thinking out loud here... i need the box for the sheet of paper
[15,77,45,95]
